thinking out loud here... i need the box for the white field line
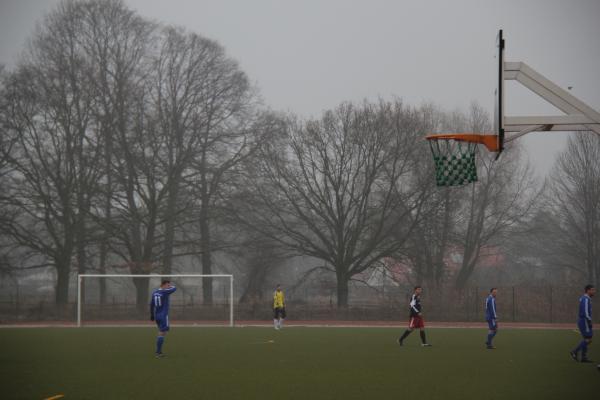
[0,322,575,330]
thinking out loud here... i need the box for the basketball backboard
[426,29,600,186]
[494,29,505,155]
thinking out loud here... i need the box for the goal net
[77,274,233,327]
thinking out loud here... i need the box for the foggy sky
[1,0,599,175]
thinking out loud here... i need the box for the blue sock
[581,341,588,358]
[156,336,165,354]
[486,331,496,345]
[573,340,586,354]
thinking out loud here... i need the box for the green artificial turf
[1,327,598,399]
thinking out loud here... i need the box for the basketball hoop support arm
[503,61,600,139]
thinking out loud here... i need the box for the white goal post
[77,274,234,327]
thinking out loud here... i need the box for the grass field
[2,326,599,399]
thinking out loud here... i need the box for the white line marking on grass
[0,323,576,330]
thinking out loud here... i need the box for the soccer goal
[77,274,234,327]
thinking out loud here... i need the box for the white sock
[279,319,284,328]
[274,319,278,328]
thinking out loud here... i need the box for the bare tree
[401,103,539,289]
[239,100,428,307]
[0,0,264,312]
[232,235,287,305]
[0,65,9,170]
[147,27,258,285]
[0,65,20,277]
[81,5,259,307]
[74,0,156,309]
[398,103,455,287]
[0,65,14,222]
[0,0,103,307]
[183,41,258,305]
[547,133,600,288]
[451,104,539,288]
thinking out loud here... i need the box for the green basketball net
[428,138,478,186]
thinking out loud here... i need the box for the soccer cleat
[397,338,403,346]
[421,343,432,347]
[486,345,496,350]
[570,351,578,362]
[155,353,166,358]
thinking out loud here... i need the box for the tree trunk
[199,177,213,305]
[336,271,349,308]
[455,251,477,290]
[133,276,150,315]
[98,221,109,305]
[455,183,486,289]
[76,215,87,305]
[99,122,112,305]
[239,260,268,304]
[433,189,452,286]
[55,264,70,309]
[162,179,180,275]
[201,251,213,305]
[98,260,107,305]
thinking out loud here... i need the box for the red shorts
[409,315,425,329]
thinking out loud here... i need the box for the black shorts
[273,307,286,319]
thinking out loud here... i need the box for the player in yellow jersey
[273,284,286,330]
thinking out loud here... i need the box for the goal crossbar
[77,274,234,328]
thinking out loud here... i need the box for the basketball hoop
[424,30,600,186]
[425,133,499,186]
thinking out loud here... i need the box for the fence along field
[0,279,592,325]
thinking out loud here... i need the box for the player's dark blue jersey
[150,286,176,319]
[409,294,422,317]
[578,294,592,322]
[485,295,497,321]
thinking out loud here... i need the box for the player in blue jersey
[485,288,498,349]
[150,280,177,358]
[570,284,595,363]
